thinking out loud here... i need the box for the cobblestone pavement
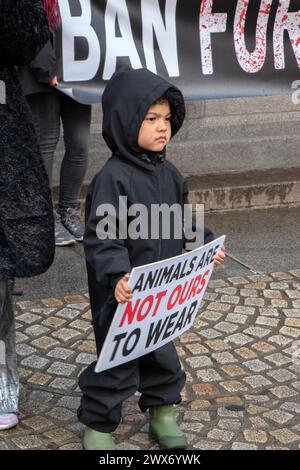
[1,270,300,450]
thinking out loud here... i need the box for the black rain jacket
[84,68,213,333]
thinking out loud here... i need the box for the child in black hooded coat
[78,68,225,450]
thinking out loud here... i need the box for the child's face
[137,100,171,152]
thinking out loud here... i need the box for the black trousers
[78,341,186,433]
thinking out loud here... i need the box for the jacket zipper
[157,167,162,261]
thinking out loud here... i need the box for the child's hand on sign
[114,273,132,304]
[214,245,225,267]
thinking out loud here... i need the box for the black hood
[102,68,186,170]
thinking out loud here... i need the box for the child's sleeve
[182,179,214,249]
[84,171,131,289]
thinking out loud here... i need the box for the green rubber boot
[83,426,117,450]
[149,405,188,450]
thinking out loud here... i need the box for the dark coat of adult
[0,0,55,280]
[84,68,214,349]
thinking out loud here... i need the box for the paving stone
[200,310,223,322]
[183,411,210,422]
[245,298,265,307]
[269,282,290,290]
[29,307,57,316]
[220,364,247,377]
[271,272,294,280]
[49,377,76,390]
[56,308,81,320]
[220,295,240,304]
[41,316,67,328]
[47,407,74,421]
[256,316,280,327]
[209,279,230,288]
[247,275,272,282]
[17,300,41,310]
[249,416,268,428]
[285,318,300,328]
[279,326,300,339]
[57,396,81,410]
[75,352,97,364]
[215,287,238,295]
[185,343,209,355]
[265,353,292,366]
[292,300,300,308]
[225,313,248,324]
[69,320,92,332]
[243,375,272,389]
[196,369,222,382]
[212,351,237,364]
[42,298,64,307]
[15,332,29,344]
[283,309,300,318]
[270,428,300,444]
[47,347,74,360]
[207,302,232,313]
[43,428,76,444]
[179,332,200,343]
[208,428,235,441]
[280,402,300,414]
[251,341,276,353]
[285,290,300,299]
[259,307,279,317]
[271,299,288,308]
[16,343,37,357]
[240,289,258,297]
[198,328,223,339]
[59,442,82,450]
[244,359,271,372]
[205,339,231,351]
[234,347,257,359]
[244,394,269,403]
[263,410,294,424]
[190,400,211,410]
[220,381,248,392]
[22,416,53,432]
[227,333,253,346]
[192,384,217,397]
[192,440,223,450]
[217,407,244,418]
[76,340,97,353]
[214,321,239,333]
[51,328,81,342]
[18,368,33,380]
[247,404,268,415]
[31,336,60,350]
[218,419,242,431]
[203,292,219,301]
[234,306,256,316]
[180,422,204,433]
[244,326,271,338]
[267,369,297,383]
[29,390,53,402]
[21,355,49,369]
[268,335,293,347]
[17,313,42,324]
[243,430,268,443]
[263,290,282,299]
[270,386,298,398]
[12,435,44,449]
[246,282,267,290]
[186,356,213,368]
[47,362,77,377]
[231,442,258,450]
[27,373,52,386]
[215,396,243,406]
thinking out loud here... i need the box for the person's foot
[0,413,18,431]
[54,210,76,246]
[83,427,117,450]
[59,207,85,242]
[149,405,188,449]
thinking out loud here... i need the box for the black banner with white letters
[56,0,300,103]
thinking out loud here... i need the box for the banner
[95,235,225,373]
[56,0,300,104]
